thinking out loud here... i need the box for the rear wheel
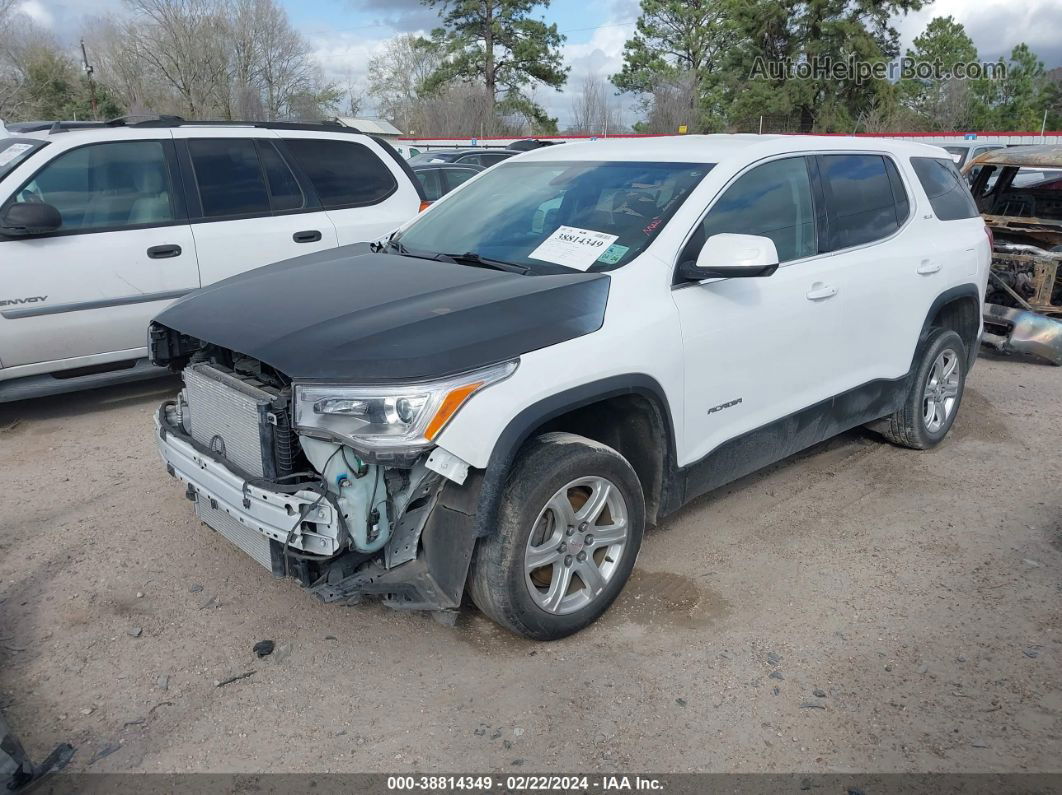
[880,328,967,449]
[468,432,644,640]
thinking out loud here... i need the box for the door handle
[147,244,182,259]
[805,282,837,301]
[917,260,941,275]
[293,230,322,243]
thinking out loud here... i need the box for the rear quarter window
[282,138,397,209]
[910,157,979,221]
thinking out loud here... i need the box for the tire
[468,432,645,640]
[880,328,967,450]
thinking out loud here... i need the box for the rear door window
[910,157,979,221]
[415,169,442,201]
[818,154,906,250]
[282,138,397,209]
[444,167,478,192]
[187,138,271,218]
[257,142,304,212]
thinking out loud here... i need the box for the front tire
[880,328,967,449]
[468,432,645,640]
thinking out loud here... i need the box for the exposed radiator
[183,362,285,479]
[195,498,273,570]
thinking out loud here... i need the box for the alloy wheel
[524,476,629,615]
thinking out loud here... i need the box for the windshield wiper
[437,251,529,275]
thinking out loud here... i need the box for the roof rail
[123,118,361,134]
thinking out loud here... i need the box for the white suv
[0,119,423,401]
[150,135,991,640]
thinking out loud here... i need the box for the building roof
[335,117,403,136]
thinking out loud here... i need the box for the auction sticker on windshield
[0,143,32,167]
[529,226,619,271]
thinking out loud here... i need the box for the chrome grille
[183,362,274,478]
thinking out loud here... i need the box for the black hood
[153,244,610,382]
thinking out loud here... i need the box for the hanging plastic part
[300,436,391,553]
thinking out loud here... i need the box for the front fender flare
[470,374,678,538]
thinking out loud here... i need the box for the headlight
[293,360,517,456]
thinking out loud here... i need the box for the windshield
[0,138,45,184]
[943,146,968,166]
[394,160,712,272]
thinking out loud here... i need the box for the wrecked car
[965,145,1062,365]
[151,136,989,640]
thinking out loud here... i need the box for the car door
[672,155,847,465]
[812,153,918,385]
[172,130,338,286]
[0,135,198,370]
[279,135,421,246]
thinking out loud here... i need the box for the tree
[612,0,733,132]
[992,43,1048,131]
[421,0,567,132]
[721,0,925,133]
[567,74,619,134]
[897,16,983,131]
[367,34,445,132]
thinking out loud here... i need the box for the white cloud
[17,0,55,28]
[893,0,1062,66]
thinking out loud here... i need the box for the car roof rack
[103,115,361,134]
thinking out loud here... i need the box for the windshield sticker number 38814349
[529,226,619,271]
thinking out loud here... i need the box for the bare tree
[568,74,619,134]
[367,35,444,133]
[123,0,230,117]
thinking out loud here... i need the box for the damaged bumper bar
[155,410,480,611]
[982,304,1062,366]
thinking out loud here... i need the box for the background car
[409,148,517,168]
[411,162,483,203]
[0,118,426,402]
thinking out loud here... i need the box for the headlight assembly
[292,360,517,457]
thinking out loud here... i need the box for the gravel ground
[0,353,1059,774]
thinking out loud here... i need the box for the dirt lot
[0,353,1059,774]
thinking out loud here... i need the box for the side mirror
[678,233,780,281]
[0,202,62,236]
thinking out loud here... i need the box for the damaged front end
[967,150,1062,365]
[152,330,507,614]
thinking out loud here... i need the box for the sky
[11,0,1062,129]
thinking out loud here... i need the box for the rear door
[280,135,421,246]
[172,129,338,285]
[0,133,198,369]
[812,152,922,384]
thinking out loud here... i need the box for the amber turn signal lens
[425,382,483,440]
[419,200,432,212]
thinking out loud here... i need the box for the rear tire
[468,432,645,640]
[880,328,967,450]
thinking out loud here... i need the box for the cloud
[547,19,634,127]
[16,0,55,28]
[342,0,442,34]
[893,0,1062,68]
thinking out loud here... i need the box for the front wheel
[468,432,645,640]
[880,328,967,449]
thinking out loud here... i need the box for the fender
[471,374,679,538]
[913,283,982,373]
